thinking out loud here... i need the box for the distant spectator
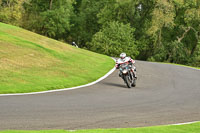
[72,41,78,48]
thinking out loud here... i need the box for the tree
[89,21,139,58]
[70,0,110,47]
[164,0,200,64]
[0,0,24,26]
[147,0,175,54]
[49,0,53,10]
[97,0,136,25]
[96,0,156,60]
[23,0,74,39]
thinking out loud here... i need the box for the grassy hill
[0,22,115,94]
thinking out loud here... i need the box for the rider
[72,41,79,48]
[116,53,137,79]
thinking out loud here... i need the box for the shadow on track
[103,82,126,88]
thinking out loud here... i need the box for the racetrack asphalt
[0,61,200,130]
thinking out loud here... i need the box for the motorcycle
[119,63,136,88]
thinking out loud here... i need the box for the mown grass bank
[0,22,115,94]
[1,122,200,133]
[162,62,200,69]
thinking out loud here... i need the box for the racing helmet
[120,53,126,59]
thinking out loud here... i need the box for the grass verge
[156,61,200,69]
[0,22,115,94]
[1,122,200,133]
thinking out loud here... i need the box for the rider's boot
[119,72,122,77]
[134,71,137,79]
[134,70,137,79]
[131,69,137,79]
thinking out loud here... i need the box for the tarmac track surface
[0,61,200,130]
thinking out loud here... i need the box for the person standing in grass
[72,42,78,48]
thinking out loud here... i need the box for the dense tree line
[0,0,200,66]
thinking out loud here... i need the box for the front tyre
[131,72,136,87]
[124,75,132,88]
[132,79,136,87]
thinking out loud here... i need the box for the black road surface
[0,61,200,130]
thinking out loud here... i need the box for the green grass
[161,62,200,69]
[1,122,200,133]
[0,22,115,94]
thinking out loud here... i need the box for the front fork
[120,71,132,83]
[128,70,134,81]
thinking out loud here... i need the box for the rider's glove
[116,64,120,69]
[128,61,133,65]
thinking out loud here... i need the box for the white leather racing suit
[115,57,137,78]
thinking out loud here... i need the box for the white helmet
[120,53,126,59]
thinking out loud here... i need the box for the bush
[88,21,139,58]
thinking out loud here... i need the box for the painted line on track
[171,121,199,125]
[0,58,116,97]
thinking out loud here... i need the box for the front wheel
[131,71,136,87]
[124,75,132,88]
[132,79,136,87]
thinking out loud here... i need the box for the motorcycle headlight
[122,69,128,74]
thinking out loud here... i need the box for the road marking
[0,58,116,97]
[68,130,76,132]
[171,121,199,125]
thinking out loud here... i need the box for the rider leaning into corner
[115,52,137,79]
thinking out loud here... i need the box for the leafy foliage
[22,0,74,39]
[89,21,138,58]
[0,0,24,26]
[69,0,109,47]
